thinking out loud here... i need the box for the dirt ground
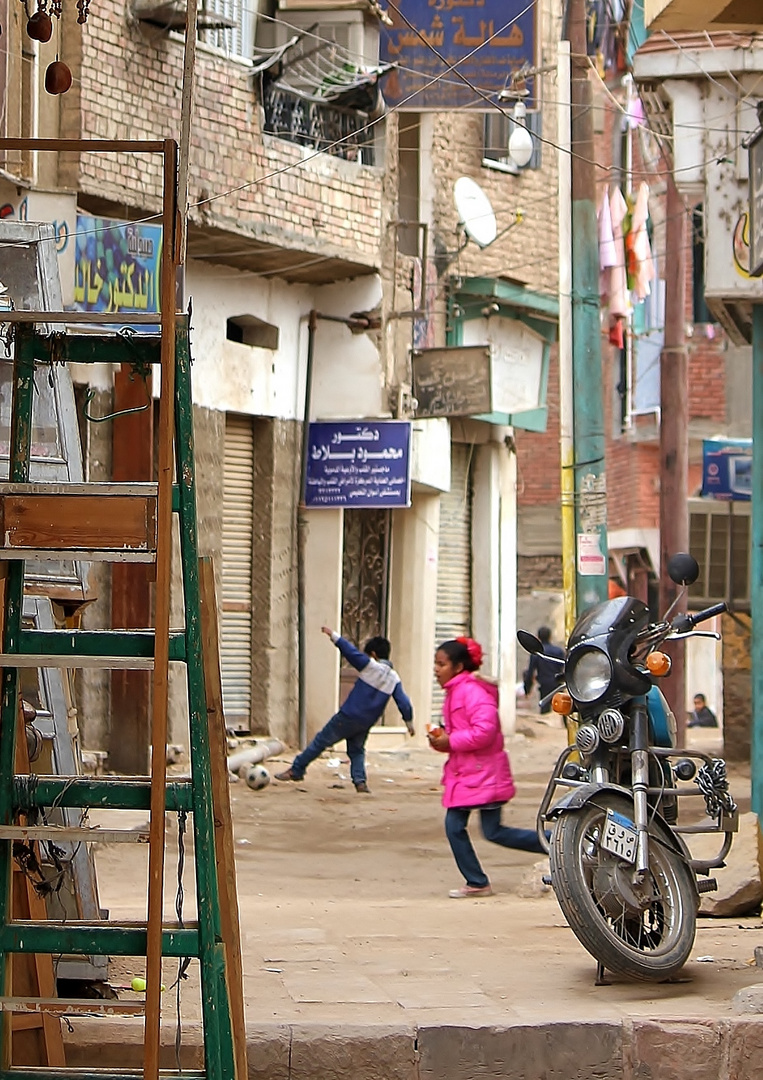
[90,715,763,1029]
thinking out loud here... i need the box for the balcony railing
[262,83,378,166]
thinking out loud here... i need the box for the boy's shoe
[354,782,371,793]
[275,768,301,782]
[448,884,493,899]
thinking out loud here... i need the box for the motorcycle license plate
[601,810,638,863]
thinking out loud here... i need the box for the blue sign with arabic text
[305,421,412,508]
[702,438,752,502]
[380,0,536,110]
[73,214,162,325]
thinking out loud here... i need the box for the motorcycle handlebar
[671,601,727,634]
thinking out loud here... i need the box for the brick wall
[68,8,384,264]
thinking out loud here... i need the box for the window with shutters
[221,415,255,731]
[688,498,750,611]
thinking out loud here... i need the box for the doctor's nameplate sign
[304,422,412,509]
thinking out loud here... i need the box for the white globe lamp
[508,100,534,169]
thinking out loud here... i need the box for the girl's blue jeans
[290,710,371,785]
[445,806,546,888]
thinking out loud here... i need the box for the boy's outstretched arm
[321,626,370,672]
[393,682,414,734]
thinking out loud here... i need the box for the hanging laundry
[608,187,630,317]
[599,186,617,283]
[625,182,655,301]
[608,316,625,349]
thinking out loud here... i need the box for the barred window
[483,110,542,172]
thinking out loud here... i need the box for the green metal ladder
[0,315,238,1080]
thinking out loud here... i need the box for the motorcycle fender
[547,784,697,881]
[546,782,632,818]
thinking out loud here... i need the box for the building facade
[0,0,563,758]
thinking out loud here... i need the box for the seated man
[688,693,718,728]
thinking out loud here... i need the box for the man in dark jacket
[523,626,564,714]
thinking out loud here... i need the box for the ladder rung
[0,1072,206,1080]
[0,826,149,844]
[0,629,187,667]
[0,483,158,497]
[13,777,194,812]
[0,551,156,563]
[0,996,144,1016]
[0,922,199,957]
[0,654,155,670]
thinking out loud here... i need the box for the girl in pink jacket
[430,637,546,898]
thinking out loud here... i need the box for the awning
[254,34,394,108]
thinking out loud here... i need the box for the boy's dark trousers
[290,710,372,784]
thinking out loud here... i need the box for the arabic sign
[380,0,536,110]
[412,346,492,417]
[73,214,162,322]
[750,128,763,278]
[702,438,752,502]
[305,422,412,508]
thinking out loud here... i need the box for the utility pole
[568,0,608,614]
[658,177,689,738]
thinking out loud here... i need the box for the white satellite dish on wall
[454,176,497,249]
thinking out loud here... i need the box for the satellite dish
[454,177,497,249]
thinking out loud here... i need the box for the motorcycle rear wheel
[550,792,698,981]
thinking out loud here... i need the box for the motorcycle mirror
[667,552,699,587]
[517,629,544,655]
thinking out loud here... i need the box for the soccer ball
[242,764,271,790]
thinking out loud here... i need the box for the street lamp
[508,99,534,168]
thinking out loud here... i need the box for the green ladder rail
[0,316,239,1080]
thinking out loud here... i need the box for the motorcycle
[518,553,738,982]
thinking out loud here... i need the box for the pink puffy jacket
[440,670,516,809]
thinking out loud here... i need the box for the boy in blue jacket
[276,625,414,792]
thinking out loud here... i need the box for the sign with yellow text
[380,0,536,110]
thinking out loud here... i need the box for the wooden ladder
[0,308,244,1080]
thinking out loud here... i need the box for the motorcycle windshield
[568,596,650,648]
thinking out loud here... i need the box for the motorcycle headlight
[566,647,612,703]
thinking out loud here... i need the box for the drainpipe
[752,303,763,821]
[296,309,379,749]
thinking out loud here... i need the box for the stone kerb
[60,1016,763,1080]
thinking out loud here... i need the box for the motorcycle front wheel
[550,791,698,981]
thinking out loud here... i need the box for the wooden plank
[0,997,144,1016]
[0,493,157,552]
[0,826,149,844]
[0,655,155,669]
[0,484,158,496]
[0,551,156,563]
[199,557,247,1080]
[0,138,165,152]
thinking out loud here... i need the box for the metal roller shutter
[432,442,473,724]
[221,415,254,731]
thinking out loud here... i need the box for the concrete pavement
[65,719,763,1078]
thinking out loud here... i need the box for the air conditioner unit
[132,0,236,30]
[688,496,750,610]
